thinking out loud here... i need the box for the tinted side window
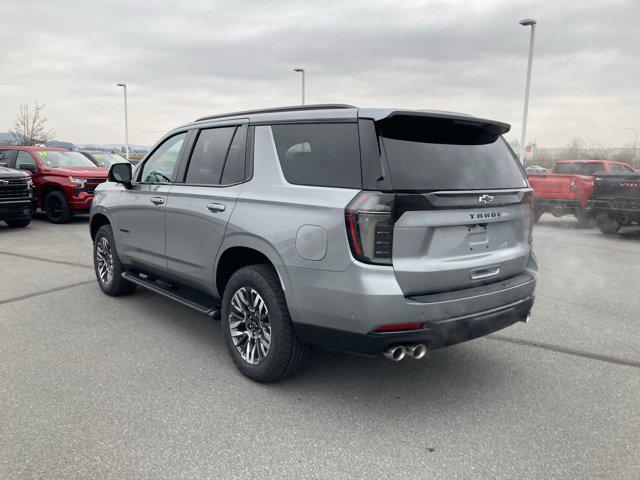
[15,151,36,170]
[221,125,248,185]
[271,123,361,189]
[0,149,17,167]
[140,133,187,183]
[185,127,236,184]
[553,163,577,174]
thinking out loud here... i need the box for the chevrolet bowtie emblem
[478,194,494,204]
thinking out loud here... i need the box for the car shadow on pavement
[129,289,514,414]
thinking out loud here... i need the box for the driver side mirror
[109,162,133,188]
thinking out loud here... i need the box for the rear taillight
[345,191,395,265]
[524,190,534,244]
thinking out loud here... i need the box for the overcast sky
[2,0,638,147]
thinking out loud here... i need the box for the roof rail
[195,104,356,122]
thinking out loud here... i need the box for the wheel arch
[214,235,289,300]
[41,184,65,201]
[90,213,111,240]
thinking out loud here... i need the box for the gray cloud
[1,0,639,146]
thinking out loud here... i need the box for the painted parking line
[487,334,640,369]
[0,280,95,307]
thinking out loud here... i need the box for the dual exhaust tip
[383,344,427,361]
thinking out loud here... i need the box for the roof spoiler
[372,110,511,135]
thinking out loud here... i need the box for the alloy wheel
[229,287,271,365]
[96,236,114,285]
[46,196,63,221]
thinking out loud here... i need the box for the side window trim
[135,130,190,184]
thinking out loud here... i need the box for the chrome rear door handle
[151,196,165,205]
[206,203,226,213]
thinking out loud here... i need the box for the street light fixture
[116,82,130,160]
[627,127,639,163]
[519,18,537,164]
[293,67,305,105]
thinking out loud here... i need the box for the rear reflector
[375,322,424,332]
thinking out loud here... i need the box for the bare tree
[9,102,54,146]
[579,138,615,160]
[561,137,615,160]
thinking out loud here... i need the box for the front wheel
[596,214,621,235]
[93,224,136,296]
[221,264,308,382]
[5,218,31,228]
[44,191,72,223]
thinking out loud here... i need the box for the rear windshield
[378,116,527,191]
[553,162,604,175]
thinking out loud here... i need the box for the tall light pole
[627,127,639,163]
[293,67,305,105]
[519,18,537,164]
[116,83,130,160]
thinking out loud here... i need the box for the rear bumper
[533,198,581,211]
[283,255,538,354]
[295,296,533,355]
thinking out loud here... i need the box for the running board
[122,272,220,318]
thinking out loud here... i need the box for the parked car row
[0,163,34,228]
[0,147,129,224]
[528,159,639,234]
[5,104,635,383]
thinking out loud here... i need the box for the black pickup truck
[0,165,34,228]
[587,172,640,234]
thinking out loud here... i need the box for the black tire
[221,264,308,382]
[575,209,591,229]
[598,220,621,235]
[596,213,621,235]
[93,224,136,296]
[533,209,543,223]
[5,218,31,228]
[44,190,72,223]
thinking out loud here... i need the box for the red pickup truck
[0,146,108,223]
[528,160,635,225]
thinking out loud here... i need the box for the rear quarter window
[271,123,361,189]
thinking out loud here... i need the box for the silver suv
[90,104,537,382]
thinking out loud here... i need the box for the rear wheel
[221,264,308,382]
[533,209,543,223]
[44,191,72,223]
[575,209,591,228]
[5,218,31,228]
[93,224,136,296]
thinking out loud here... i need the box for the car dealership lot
[1,216,639,479]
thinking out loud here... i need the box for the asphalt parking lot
[1,215,639,479]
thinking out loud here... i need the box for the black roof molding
[195,104,357,122]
